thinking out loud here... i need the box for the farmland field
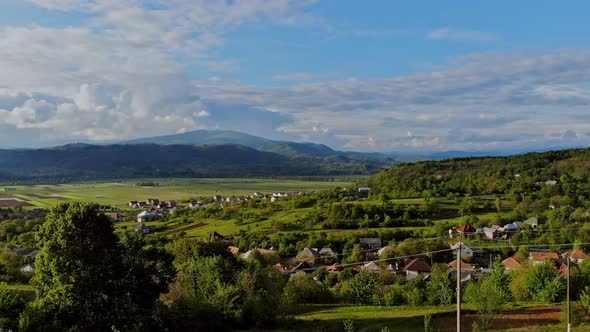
[0,178,353,208]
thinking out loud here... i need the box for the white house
[19,263,35,273]
[137,211,156,222]
[450,242,474,260]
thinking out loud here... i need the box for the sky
[1,0,590,153]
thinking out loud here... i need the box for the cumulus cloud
[2,2,590,153]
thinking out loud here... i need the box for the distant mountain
[0,143,398,183]
[122,130,341,158]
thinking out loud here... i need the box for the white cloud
[426,27,500,43]
[272,73,317,81]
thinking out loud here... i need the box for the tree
[426,264,453,305]
[526,261,566,303]
[24,202,174,331]
[464,277,506,331]
[348,271,379,304]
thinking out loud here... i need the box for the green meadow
[0,178,353,209]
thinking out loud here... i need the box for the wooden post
[457,245,461,332]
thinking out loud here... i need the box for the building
[136,211,157,222]
[362,261,382,272]
[134,223,155,234]
[529,251,559,265]
[563,249,589,263]
[524,217,547,229]
[456,224,476,234]
[404,258,432,280]
[450,242,474,260]
[358,187,371,193]
[501,257,522,271]
[359,238,382,250]
[296,247,321,265]
[326,262,344,273]
[319,248,338,257]
[377,246,393,256]
[448,259,476,279]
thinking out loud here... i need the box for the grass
[0,178,352,208]
[286,304,455,332]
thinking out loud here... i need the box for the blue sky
[1,0,590,152]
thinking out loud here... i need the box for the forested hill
[0,143,392,183]
[367,147,590,198]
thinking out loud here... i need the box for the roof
[298,247,320,258]
[564,249,589,260]
[319,248,337,256]
[502,257,522,270]
[456,224,476,233]
[377,246,393,255]
[524,217,547,225]
[404,258,432,273]
[530,251,559,262]
[448,260,475,271]
[359,238,382,245]
[290,261,313,273]
[228,246,240,254]
[326,262,343,272]
[362,262,382,271]
[450,242,472,251]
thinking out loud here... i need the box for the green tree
[348,271,379,304]
[24,202,173,331]
[427,264,453,305]
[526,261,566,303]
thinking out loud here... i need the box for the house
[128,201,138,207]
[545,180,558,186]
[359,238,382,250]
[326,262,344,273]
[134,223,155,234]
[228,246,240,254]
[503,223,518,233]
[188,201,205,209]
[563,249,589,263]
[213,195,223,201]
[513,221,524,229]
[377,246,393,256]
[297,247,321,264]
[19,263,35,273]
[404,258,432,280]
[529,251,559,265]
[240,248,278,261]
[136,211,156,222]
[524,217,547,229]
[450,242,474,260]
[290,261,314,274]
[502,257,522,271]
[165,200,177,208]
[456,224,476,234]
[253,192,264,198]
[482,227,499,239]
[108,213,125,223]
[146,198,160,205]
[358,187,371,193]
[362,261,382,272]
[319,248,338,257]
[448,259,476,278]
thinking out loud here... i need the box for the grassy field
[0,178,352,208]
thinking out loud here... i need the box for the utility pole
[567,256,571,332]
[457,245,461,332]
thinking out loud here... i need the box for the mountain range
[0,130,406,182]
